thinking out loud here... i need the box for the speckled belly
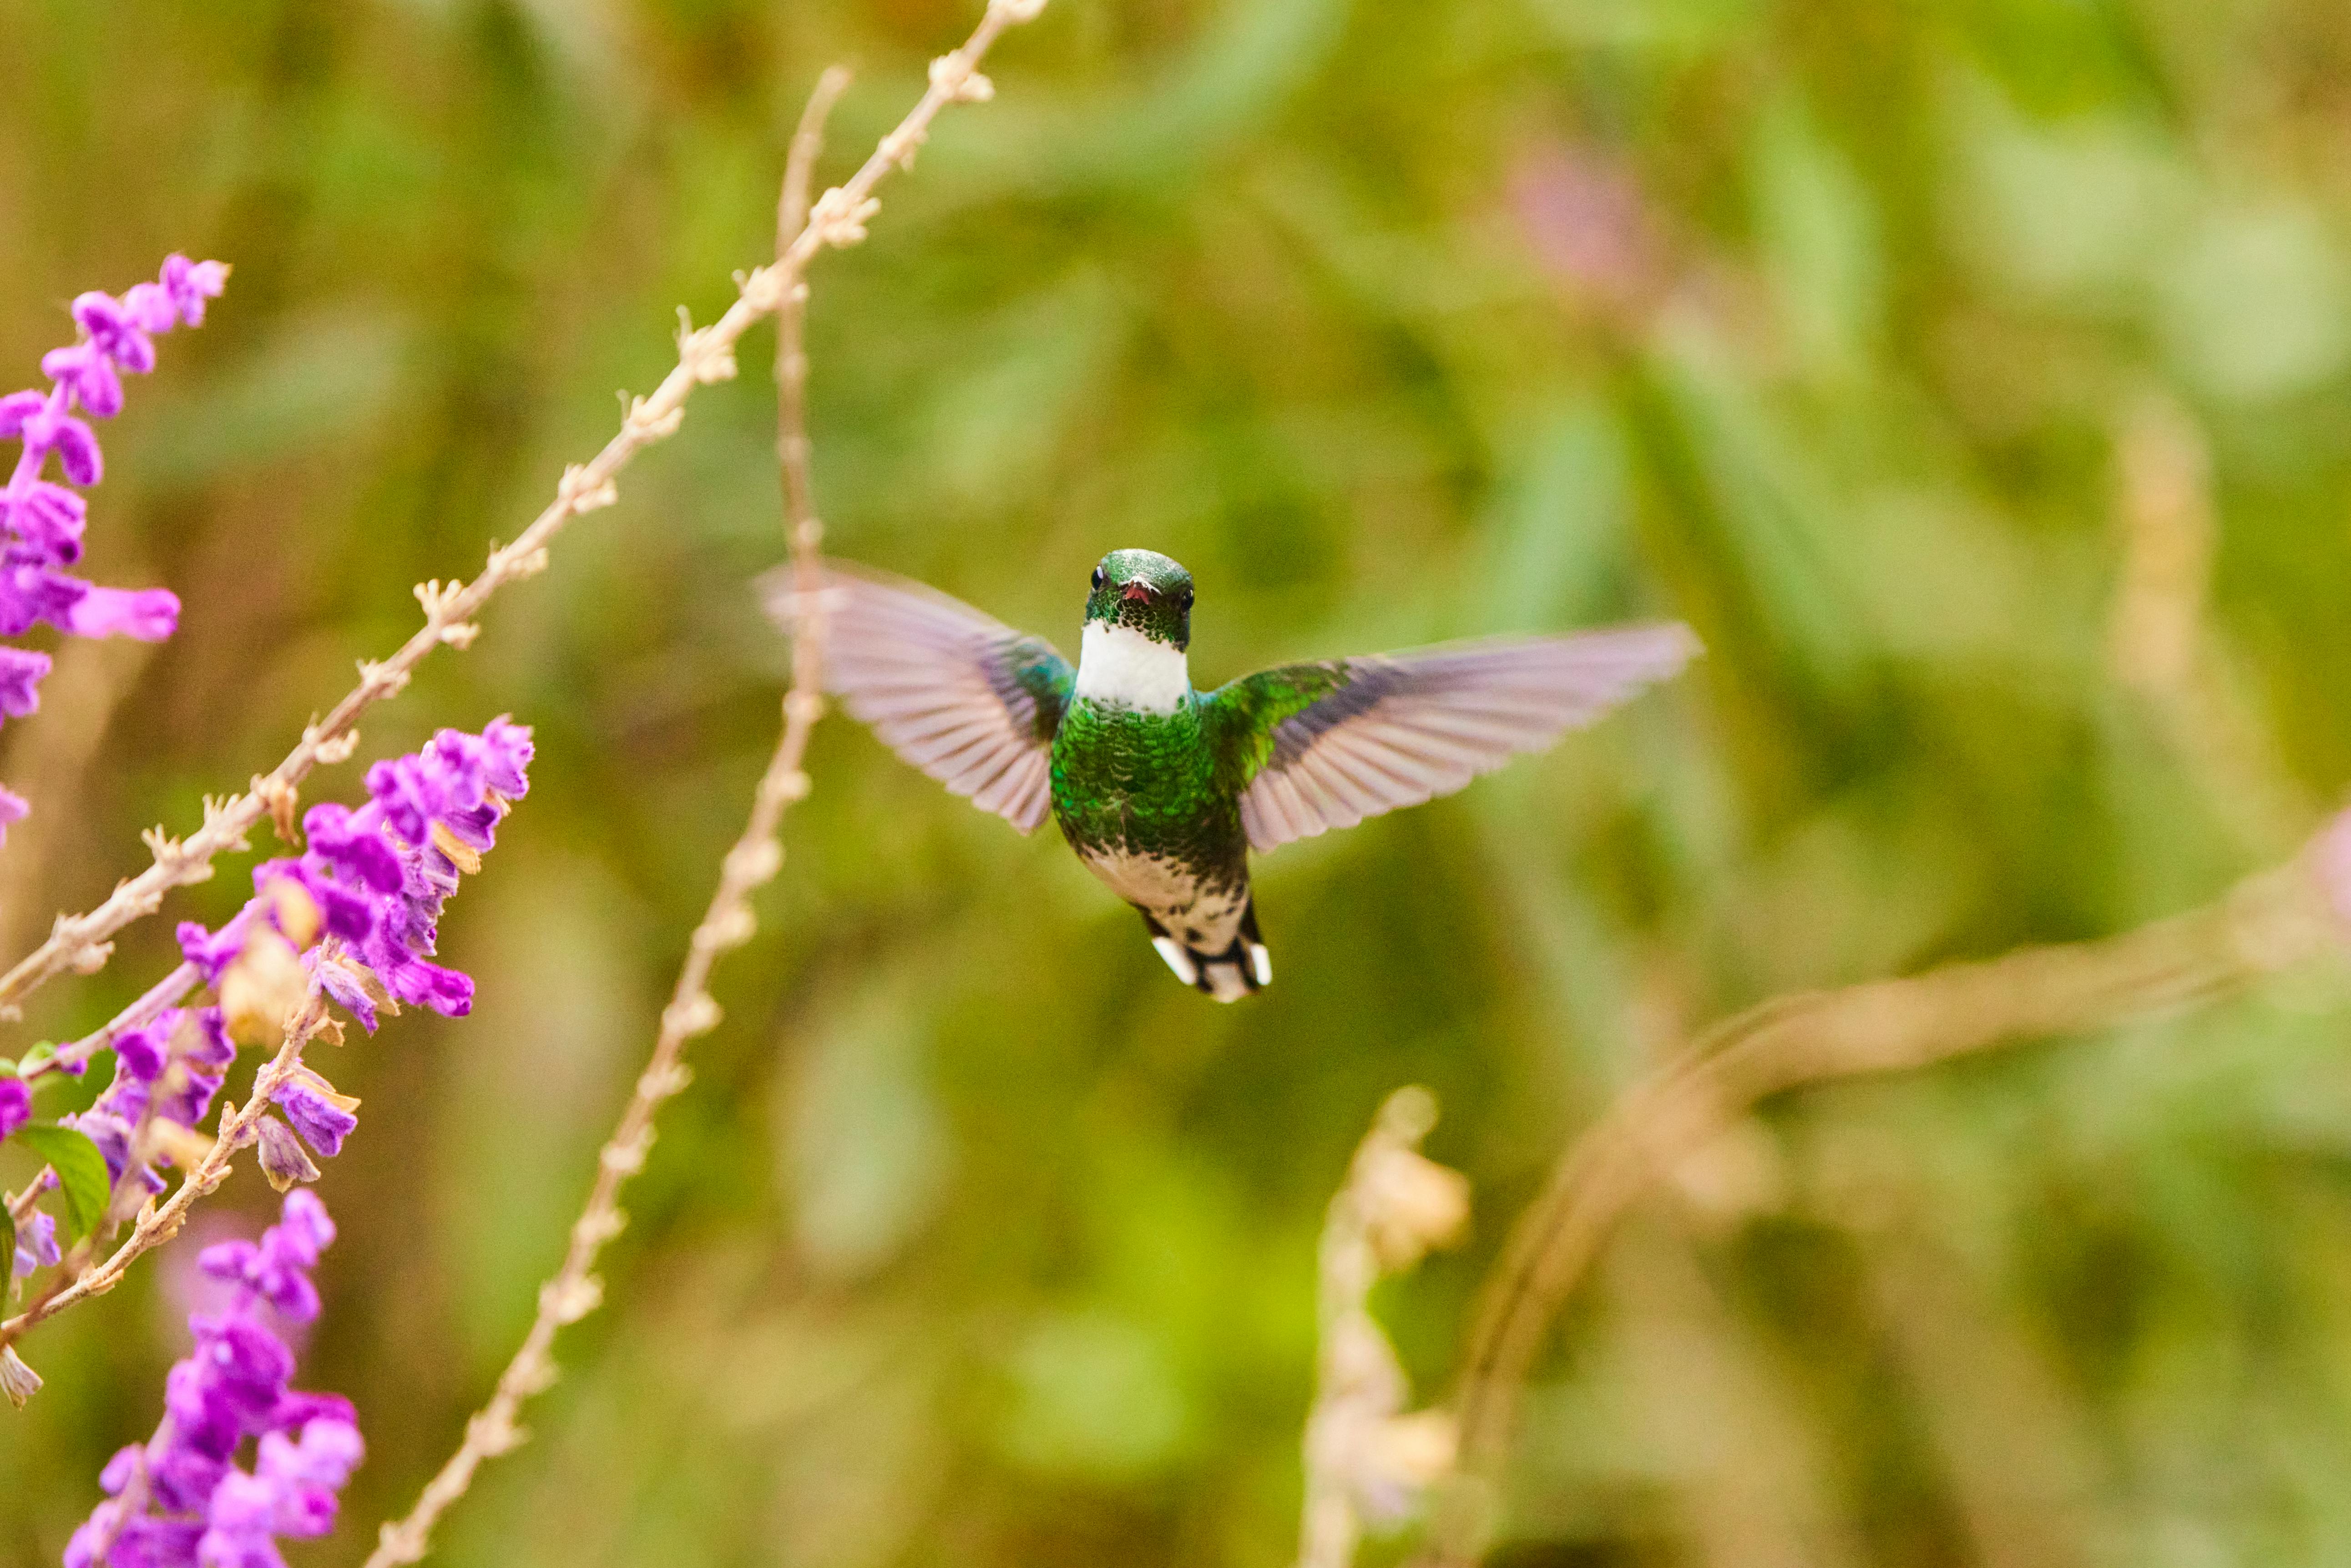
[1076,846,1249,950]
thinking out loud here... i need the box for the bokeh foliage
[6,0,2351,1563]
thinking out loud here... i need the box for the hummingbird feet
[1140,903,1271,1004]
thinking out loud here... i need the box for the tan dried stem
[2108,395,2319,850]
[0,995,332,1349]
[0,0,1028,1022]
[361,19,1032,1557]
[1430,847,2341,1566]
[1298,1088,1470,1568]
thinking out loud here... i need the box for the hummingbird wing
[762,561,1073,833]
[1203,623,1698,852]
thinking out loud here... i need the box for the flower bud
[1355,1143,1470,1272]
[262,876,323,949]
[218,928,308,1048]
[255,1116,320,1193]
[0,1346,42,1408]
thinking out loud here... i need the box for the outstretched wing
[762,561,1074,833]
[1203,624,1699,852]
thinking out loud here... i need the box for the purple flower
[72,1007,238,1192]
[300,806,403,894]
[71,1192,359,1568]
[308,958,379,1033]
[150,1009,235,1128]
[480,716,534,796]
[0,1074,27,1141]
[112,1021,168,1083]
[162,255,230,328]
[198,1191,334,1325]
[178,916,252,988]
[2,480,89,563]
[0,254,224,840]
[13,1208,58,1278]
[69,1108,142,1191]
[61,585,179,641]
[40,342,124,419]
[0,564,89,637]
[0,647,51,718]
[270,1078,355,1159]
[196,1420,362,1568]
[71,292,157,376]
[3,396,103,486]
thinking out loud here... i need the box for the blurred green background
[8,0,2351,1563]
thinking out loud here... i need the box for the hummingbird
[769,550,1697,1002]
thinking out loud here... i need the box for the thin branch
[360,20,1032,1557]
[1431,846,2341,1565]
[22,962,200,1088]
[779,64,853,588]
[0,0,1032,1022]
[0,996,331,1347]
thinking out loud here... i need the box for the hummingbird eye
[1091,567,1105,592]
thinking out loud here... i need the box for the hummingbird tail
[1142,901,1271,1004]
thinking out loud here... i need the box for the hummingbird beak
[1121,581,1155,604]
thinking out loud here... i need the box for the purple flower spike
[73,1192,360,1568]
[0,254,223,837]
[177,720,531,1047]
[0,1075,28,1141]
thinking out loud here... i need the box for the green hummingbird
[769,550,1696,1001]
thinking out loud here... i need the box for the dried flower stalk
[1430,846,2340,1565]
[361,18,1032,1556]
[0,0,1034,1021]
[1298,1087,1470,1568]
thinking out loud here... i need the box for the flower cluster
[0,255,224,835]
[69,1007,238,1196]
[177,717,534,1030]
[171,718,529,1186]
[64,1190,361,1568]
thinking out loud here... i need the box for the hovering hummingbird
[768,550,1696,1002]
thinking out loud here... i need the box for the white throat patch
[1074,621,1190,713]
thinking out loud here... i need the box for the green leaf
[15,1043,54,1076]
[0,1057,14,1079]
[1,1201,14,1289]
[14,1125,110,1240]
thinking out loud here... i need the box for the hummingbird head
[1085,549,1195,652]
